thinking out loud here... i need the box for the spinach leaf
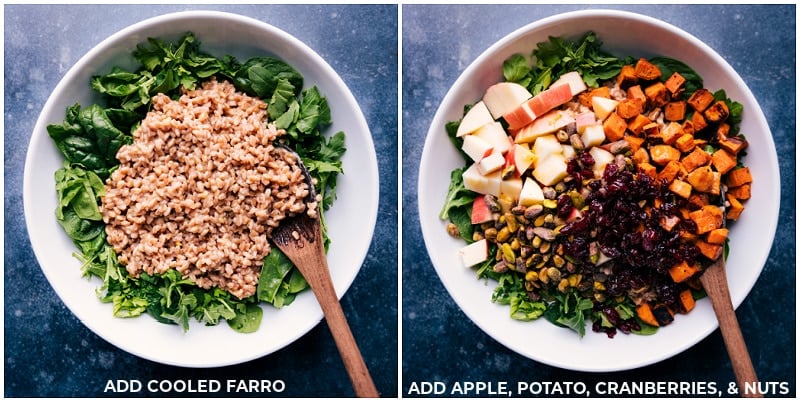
[48,104,130,178]
[226,303,263,333]
[256,248,294,307]
[439,167,476,220]
[648,56,703,98]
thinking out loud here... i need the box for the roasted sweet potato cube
[707,228,729,245]
[603,112,627,141]
[688,193,709,210]
[660,122,684,145]
[637,162,657,179]
[719,136,748,154]
[716,122,731,140]
[617,64,638,87]
[669,179,692,199]
[679,289,696,313]
[659,160,682,183]
[728,183,751,200]
[687,88,714,112]
[632,147,650,165]
[627,85,646,103]
[696,240,723,260]
[674,134,696,153]
[645,82,670,107]
[687,165,720,194]
[664,101,687,121]
[591,86,611,98]
[726,194,744,221]
[624,134,645,152]
[616,98,645,119]
[650,144,681,166]
[711,148,737,174]
[689,204,723,234]
[681,119,696,136]
[627,114,652,135]
[643,122,660,137]
[704,100,730,123]
[634,58,662,80]
[669,260,700,283]
[681,147,711,172]
[691,111,708,132]
[579,86,612,107]
[665,72,686,96]
[725,167,752,187]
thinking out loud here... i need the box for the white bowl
[418,9,779,372]
[23,11,378,367]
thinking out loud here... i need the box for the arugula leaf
[544,289,593,337]
[505,31,624,95]
[503,54,532,87]
[490,273,546,321]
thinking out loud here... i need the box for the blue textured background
[402,4,795,398]
[5,4,398,397]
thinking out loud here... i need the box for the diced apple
[512,143,536,175]
[561,144,576,160]
[592,96,619,121]
[518,177,545,206]
[471,196,494,224]
[477,151,505,175]
[515,110,575,144]
[458,239,488,268]
[527,83,574,119]
[456,101,493,137]
[532,134,563,166]
[589,146,615,177]
[462,163,501,196]
[483,82,532,119]
[503,83,574,130]
[461,134,493,162]
[500,176,523,202]
[581,124,606,148]
[474,121,511,154]
[575,111,596,133]
[532,153,568,186]
[552,71,588,96]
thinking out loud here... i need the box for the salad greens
[503,32,626,95]
[47,33,345,333]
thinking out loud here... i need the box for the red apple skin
[471,195,494,224]
[502,83,573,130]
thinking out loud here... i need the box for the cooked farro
[101,79,314,299]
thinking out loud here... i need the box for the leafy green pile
[502,31,625,95]
[47,33,345,333]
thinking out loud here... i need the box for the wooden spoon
[698,203,760,398]
[270,146,379,398]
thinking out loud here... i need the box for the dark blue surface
[4,4,397,398]
[402,4,795,398]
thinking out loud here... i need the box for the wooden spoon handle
[701,267,761,398]
[311,269,379,398]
